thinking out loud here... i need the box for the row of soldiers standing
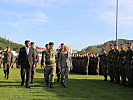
[100,43,133,87]
[72,53,100,75]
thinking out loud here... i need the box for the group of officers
[0,40,73,89]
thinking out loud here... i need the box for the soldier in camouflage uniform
[108,44,115,82]
[119,44,126,86]
[43,42,57,88]
[100,49,108,81]
[113,44,120,84]
[30,42,39,84]
[56,43,64,83]
[41,44,49,82]
[126,42,133,87]
[2,46,14,79]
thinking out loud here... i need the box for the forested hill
[79,39,133,54]
[0,37,23,52]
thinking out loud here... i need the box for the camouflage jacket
[43,49,57,67]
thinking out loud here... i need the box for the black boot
[7,75,9,80]
[31,79,34,84]
[46,80,49,87]
[57,77,60,83]
[63,83,67,88]
[26,85,30,88]
[104,76,107,81]
[21,80,25,86]
[4,74,6,79]
[50,82,53,88]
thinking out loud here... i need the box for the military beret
[109,44,113,46]
[31,42,34,45]
[61,43,64,45]
[127,42,132,44]
[49,42,54,45]
[6,46,10,48]
[121,44,125,46]
[114,44,118,46]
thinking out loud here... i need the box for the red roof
[36,47,45,49]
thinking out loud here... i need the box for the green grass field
[0,64,133,100]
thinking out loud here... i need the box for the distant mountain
[79,39,133,54]
[0,37,24,52]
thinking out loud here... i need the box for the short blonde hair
[64,45,69,49]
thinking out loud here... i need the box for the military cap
[114,44,118,46]
[6,46,10,48]
[49,42,54,45]
[31,42,34,45]
[121,44,125,45]
[61,43,64,45]
[109,44,113,46]
[127,42,132,44]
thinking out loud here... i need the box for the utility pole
[116,0,119,45]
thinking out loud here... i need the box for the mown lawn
[0,64,133,100]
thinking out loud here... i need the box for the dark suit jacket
[18,47,36,68]
[58,52,73,68]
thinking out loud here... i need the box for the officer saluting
[2,46,14,79]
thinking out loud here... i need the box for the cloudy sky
[0,0,133,50]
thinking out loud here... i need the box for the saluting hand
[43,64,46,69]
[70,67,73,71]
[18,65,21,68]
[58,66,60,70]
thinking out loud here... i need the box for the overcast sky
[0,0,133,50]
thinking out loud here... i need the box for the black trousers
[21,65,31,86]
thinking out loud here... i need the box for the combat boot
[50,82,53,88]
[4,74,6,79]
[46,80,49,87]
[57,77,60,83]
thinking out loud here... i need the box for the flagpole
[116,0,118,45]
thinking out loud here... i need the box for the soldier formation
[0,41,133,88]
[72,43,133,88]
[100,43,133,88]
[72,53,100,75]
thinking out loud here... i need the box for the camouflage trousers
[31,66,36,81]
[56,66,61,79]
[120,65,126,84]
[108,64,114,81]
[126,66,133,87]
[45,66,56,83]
[102,65,108,79]
[113,65,120,83]
[61,67,70,85]
[3,62,11,77]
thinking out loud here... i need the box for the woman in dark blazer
[58,45,73,88]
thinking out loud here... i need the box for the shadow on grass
[36,69,44,74]
[0,81,20,83]
[32,77,133,100]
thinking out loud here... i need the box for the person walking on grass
[58,45,73,88]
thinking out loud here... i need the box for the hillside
[79,39,133,54]
[0,37,23,52]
